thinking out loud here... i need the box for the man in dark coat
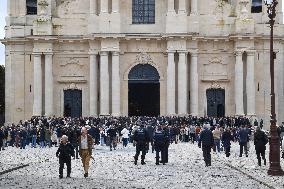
[198,124,214,166]
[56,135,75,179]
[107,126,117,151]
[222,128,233,157]
[133,122,149,165]
[19,127,27,149]
[254,127,268,166]
[153,126,166,165]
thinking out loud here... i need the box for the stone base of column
[111,113,120,117]
[235,114,245,117]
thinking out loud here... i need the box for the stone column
[191,0,198,15]
[178,0,187,14]
[190,51,199,116]
[246,51,256,116]
[5,50,11,122]
[89,50,98,117]
[178,51,187,115]
[112,51,121,116]
[235,51,244,116]
[100,0,108,13]
[44,53,53,117]
[167,0,175,12]
[112,0,119,13]
[33,54,42,116]
[100,51,109,115]
[167,51,176,115]
[90,0,97,14]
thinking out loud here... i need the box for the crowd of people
[0,115,284,177]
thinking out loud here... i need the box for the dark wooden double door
[64,89,82,118]
[206,89,225,117]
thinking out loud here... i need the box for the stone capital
[32,52,42,57]
[246,50,256,56]
[99,51,108,56]
[89,49,99,55]
[177,50,188,54]
[234,51,243,57]
[189,50,198,56]
[44,52,53,56]
[112,51,120,56]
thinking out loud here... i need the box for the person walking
[78,127,94,178]
[56,135,75,179]
[198,124,214,167]
[212,126,221,153]
[238,125,249,157]
[121,127,130,147]
[254,127,268,166]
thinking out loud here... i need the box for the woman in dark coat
[222,128,233,157]
[254,127,268,166]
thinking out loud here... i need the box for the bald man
[78,127,94,178]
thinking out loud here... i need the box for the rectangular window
[132,0,155,24]
[27,0,37,15]
[251,0,262,13]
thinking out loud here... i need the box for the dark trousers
[190,133,195,144]
[239,142,248,157]
[164,145,169,163]
[202,145,211,166]
[256,149,266,166]
[122,138,128,147]
[109,137,117,150]
[134,143,146,161]
[224,146,231,157]
[155,144,165,164]
[20,139,26,149]
[59,158,71,177]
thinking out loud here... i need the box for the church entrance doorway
[206,88,225,117]
[128,64,160,117]
[64,89,82,118]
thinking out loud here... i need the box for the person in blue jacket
[153,125,166,165]
[238,125,249,157]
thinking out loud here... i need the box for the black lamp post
[264,0,284,176]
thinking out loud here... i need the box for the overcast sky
[0,0,7,65]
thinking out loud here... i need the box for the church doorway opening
[206,88,225,117]
[64,89,82,118]
[128,64,160,117]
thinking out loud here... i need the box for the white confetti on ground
[0,142,284,189]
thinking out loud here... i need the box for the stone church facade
[2,0,284,126]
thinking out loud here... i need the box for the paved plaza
[1,142,284,189]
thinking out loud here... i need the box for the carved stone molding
[210,81,224,89]
[135,52,154,65]
[60,58,84,67]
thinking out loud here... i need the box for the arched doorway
[206,88,225,117]
[128,64,160,116]
[64,89,82,118]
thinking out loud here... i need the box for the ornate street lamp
[264,0,284,176]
